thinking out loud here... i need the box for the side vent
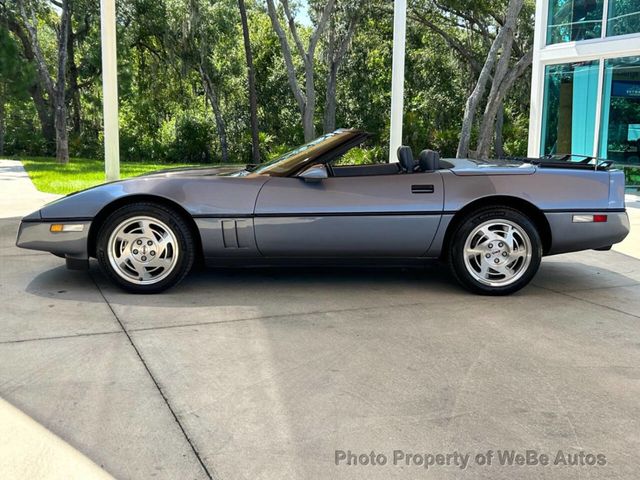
[222,220,240,248]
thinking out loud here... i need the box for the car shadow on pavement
[23,255,640,309]
[24,260,468,306]
[533,255,640,292]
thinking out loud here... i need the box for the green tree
[15,0,72,163]
[0,0,536,164]
[0,27,34,155]
[238,0,260,162]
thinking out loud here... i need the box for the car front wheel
[448,207,542,295]
[96,203,195,293]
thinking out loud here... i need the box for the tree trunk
[0,90,5,156]
[494,101,504,158]
[456,26,506,158]
[27,82,55,151]
[238,0,260,163]
[323,13,358,134]
[323,20,337,134]
[6,16,55,151]
[67,22,82,135]
[55,0,71,164]
[199,64,229,163]
[476,50,532,159]
[266,0,335,142]
[476,24,517,160]
[323,62,338,133]
[474,0,524,159]
[54,98,69,163]
[303,60,316,141]
[265,0,307,126]
[456,0,524,159]
[18,0,71,163]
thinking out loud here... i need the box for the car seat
[418,149,440,171]
[397,146,415,173]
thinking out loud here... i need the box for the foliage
[168,115,215,164]
[625,166,640,187]
[0,26,36,154]
[1,0,536,164]
[338,145,385,165]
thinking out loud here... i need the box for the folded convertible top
[512,154,614,171]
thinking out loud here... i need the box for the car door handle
[411,184,434,194]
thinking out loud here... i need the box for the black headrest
[418,149,440,171]
[397,146,415,173]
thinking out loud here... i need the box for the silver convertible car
[16,129,630,295]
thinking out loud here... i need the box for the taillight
[572,214,608,223]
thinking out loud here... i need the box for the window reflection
[547,0,604,44]
[599,56,640,165]
[607,0,640,37]
[541,61,600,156]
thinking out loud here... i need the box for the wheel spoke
[492,263,514,278]
[478,261,492,279]
[479,228,508,247]
[146,256,172,269]
[466,247,486,258]
[135,265,153,281]
[477,227,500,244]
[138,219,154,238]
[118,260,146,281]
[462,218,533,287]
[115,232,138,246]
[510,249,527,260]
[503,225,516,249]
[107,215,180,285]
[155,235,173,257]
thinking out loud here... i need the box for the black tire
[96,202,195,293]
[448,206,542,295]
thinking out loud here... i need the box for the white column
[388,0,407,163]
[527,0,547,158]
[100,0,120,181]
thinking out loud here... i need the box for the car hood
[139,165,246,178]
[29,166,244,206]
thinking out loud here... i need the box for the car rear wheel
[96,203,194,293]
[448,207,542,295]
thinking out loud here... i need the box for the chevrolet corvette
[16,129,630,295]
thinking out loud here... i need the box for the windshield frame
[250,129,368,177]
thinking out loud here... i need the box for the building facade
[528,0,640,166]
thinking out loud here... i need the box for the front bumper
[545,211,630,255]
[16,216,92,267]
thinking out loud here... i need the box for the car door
[253,170,444,257]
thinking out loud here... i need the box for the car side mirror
[298,164,328,183]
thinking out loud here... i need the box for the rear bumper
[545,211,630,255]
[16,216,91,265]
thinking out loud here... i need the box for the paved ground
[1,162,639,479]
[614,194,640,258]
[2,211,640,479]
[0,160,61,219]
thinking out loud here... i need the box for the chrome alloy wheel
[107,216,179,285]
[462,219,532,287]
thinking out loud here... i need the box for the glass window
[599,56,640,165]
[547,0,604,44]
[541,61,600,157]
[607,0,640,37]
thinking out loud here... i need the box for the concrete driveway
[1,213,640,480]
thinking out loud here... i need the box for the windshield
[250,130,363,177]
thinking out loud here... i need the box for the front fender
[37,175,269,220]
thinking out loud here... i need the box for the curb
[0,397,115,480]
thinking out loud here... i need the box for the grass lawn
[18,157,235,195]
